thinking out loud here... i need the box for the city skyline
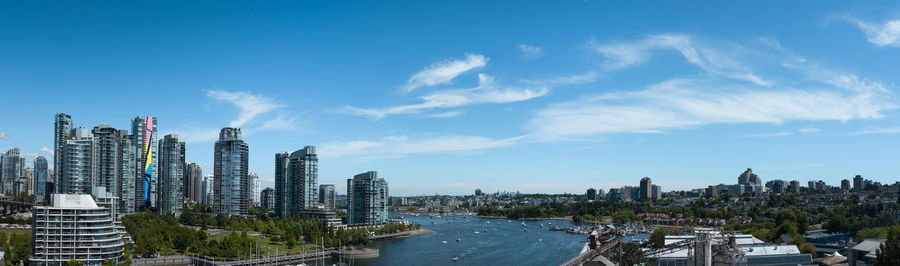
[3,1,900,195]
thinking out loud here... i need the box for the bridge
[0,200,34,207]
[0,200,35,215]
[560,229,620,266]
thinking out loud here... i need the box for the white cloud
[843,17,900,47]
[797,128,820,133]
[403,53,488,92]
[345,74,548,119]
[839,127,900,136]
[40,147,53,155]
[591,34,771,86]
[520,71,600,86]
[167,127,221,143]
[424,111,464,118]
[170,90,292,142]
[206,90,285,127]
[0,132,7,139]
[518,44,543,58]
[319,134,522,160]
[740,128,820,138]
[522,35,896,141]
[740,132,794,138]
[260,114,301,131]
[526,78,893,141]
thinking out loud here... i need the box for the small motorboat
[474,231,480,234]
[451,257,460,262]
[441,241,448,244]
[523,228,528,232]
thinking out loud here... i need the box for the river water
[327,214,587,266]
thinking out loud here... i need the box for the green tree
[619,242,646,266]
[612,210,637,225]
[875,226,900,266]
[650,228,669,248]
[286,237,297,249]
[67,258,85,266]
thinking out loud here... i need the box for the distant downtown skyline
[2,1,900,195]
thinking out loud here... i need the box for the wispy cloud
[319,134,523,160]
[169,90,293,142]
[168,127,221,143]
[206,90,286,127]
[527,79,890,141]
[524,35,895,141]
[0,132,7,139]
[838,127,900,136]
[797,128,820,133]
[403,53,488,92]
[740,128,821,138]
[424,111,464,118]
[260,114,302,131]
[518,44,543,59]
[840,17,900,47]
[520,71,600,86]
[344,74,548,119]
[591,34,770,86]
[40,147,53,155]
[740,131,795,138]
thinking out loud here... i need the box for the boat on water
[521,222,526,227]
[483,229,487,232]
[452,257,460,262]
[523,228,528,232]
[456,237,460,242]
[442,241,448,244]
[474,231,480,234]
[539,238,543,242]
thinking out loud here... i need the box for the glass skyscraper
[347,171,388,225]
[158,134,185,216]
[131,116,157,210]
[274,146,318,217]
[213,127,250,215]
[34,156,49,199]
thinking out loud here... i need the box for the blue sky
[2,1,900,195]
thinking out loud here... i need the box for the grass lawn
[0,229,30,235]
[208,232,321,257]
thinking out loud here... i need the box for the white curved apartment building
[31,194,125,265]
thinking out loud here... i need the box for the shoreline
[474,215,572,221]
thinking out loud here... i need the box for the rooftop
[49,194,99,208]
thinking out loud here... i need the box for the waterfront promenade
[131,230,426,266]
